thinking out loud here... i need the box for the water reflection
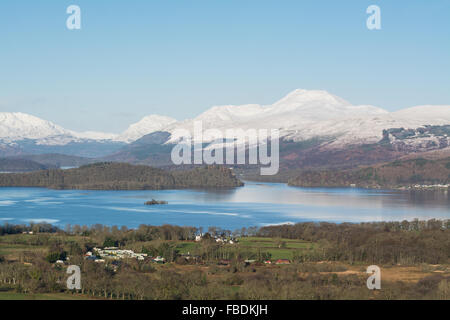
[235,182,450,211]
[0,182,448,230]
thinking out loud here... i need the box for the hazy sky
[0,0,449,133]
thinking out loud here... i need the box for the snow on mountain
[72,131,119,141]
[195,104,264,124]
[0,90,448,150]
[0,113,121,146]
[271,89,350,111]
[165,89,391,144]
[283,104,450,147]
[165,90,450,148]
[267,89,369,120]
[191,90,388,128]
[260,90,388,130]
[0,112,175,146]
[392,105,450,124]
[283,114,399,146]
[116,115,177,143]
[0,112,69,141]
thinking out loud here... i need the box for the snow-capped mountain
[116,115,177,143]
[163,89,449,148]
[0,112,177,157]
[162,90,389,144]
[265,89,387,120]
[0,112,119,145]
[281,104,450,147]
[167,89,388,135]
[0,112,69,142]
[0,112,174,146]
[0,90,449,159]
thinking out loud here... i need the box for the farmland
[0,221,448,300]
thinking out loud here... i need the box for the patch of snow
[0,90,448,148]
[0,112,69,140]
[73,131,119,141]
[116,115,177,142]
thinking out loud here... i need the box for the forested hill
[0,158,55,173]
[0,162,244,190]
[288,157,450,189]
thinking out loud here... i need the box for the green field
[170,237,316,260]
[0,233,317,262]
[0,243,46,257]
[0,290,90,300]
[236,237,315,260]
[175,241,198,254]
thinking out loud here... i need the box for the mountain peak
[117,114,177,142]
[272,89,350,111]
[0,112,68,141]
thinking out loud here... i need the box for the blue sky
[0,0,449,133]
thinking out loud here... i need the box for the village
[77,234,293,267]
[84,248,165,264]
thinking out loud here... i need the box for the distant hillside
[103,125,450,175]
[13,139,126,158]
[7,153,95,168]
[288,158,450,189]
[0,158,54,173]
[105,131,174,166]
[0,162,243,190]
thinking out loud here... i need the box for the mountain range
[1,89,449,171]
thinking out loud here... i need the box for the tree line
[288,157,450,188]
[258,219,450,264]
[0,163,243,190]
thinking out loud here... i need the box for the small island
[145,199,168,206]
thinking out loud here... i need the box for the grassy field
[0,234,314,262]
[0,290,92,300]
[170,237,316,260]
[237,237,315,260]
[175,241,198,254]
[0,243,46,255]
[0,234,89,259]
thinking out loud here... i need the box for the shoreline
[1,180,449,192]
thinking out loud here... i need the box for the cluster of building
[84,247,166,264]
[215,237,236,244]
[410,184,449,190]
[217,259,291,266]
[80,242,291,267]
[195,235,237,244]
[264,259,291,265]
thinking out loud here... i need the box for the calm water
[0,182,449,230]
